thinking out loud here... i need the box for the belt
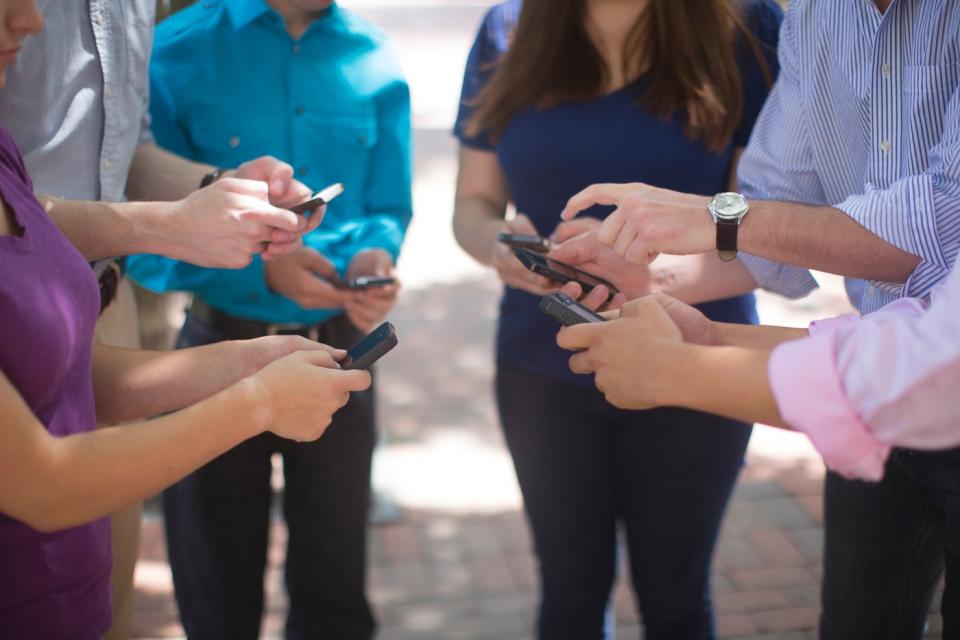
[188,298,324,341]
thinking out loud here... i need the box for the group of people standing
[2,0,960,640]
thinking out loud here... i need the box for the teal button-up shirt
[126,0,412,325]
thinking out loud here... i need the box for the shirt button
[292,44,301,54]
[93,12,104,25]
[101,159,112,169]
[880,140,892,153]
[298,166,309,177]
[104,84,112,98]
[882,63,891,79]
[295,105,305,116]
[228,136,240,148]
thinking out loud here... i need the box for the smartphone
[497,232,551,254]
[513,247,619,298]
[289,182,345,214]
[341,322,398,370]
[539,292,606,326]
[340,276,397,290]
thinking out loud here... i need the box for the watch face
[711,192,748,220]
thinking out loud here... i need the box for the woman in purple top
[0,2,371,637]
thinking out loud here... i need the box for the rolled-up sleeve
[834,87,960,298]
[768,263,960,480]
[737,5,820,299]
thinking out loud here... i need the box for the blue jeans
[496,363,752,640]
[164,312,376,640]
[821,448,960,640]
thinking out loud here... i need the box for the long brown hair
[467,0,773,153]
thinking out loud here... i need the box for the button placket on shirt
[289,37,308,181]
[869,16,901,190]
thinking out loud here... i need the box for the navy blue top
[454,0,782,385]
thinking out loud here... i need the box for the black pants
[164,312,376,640]
[496,363,752,640]
[821,448,960,640]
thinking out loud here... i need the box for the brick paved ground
[132,276,944,640]
[130,2,942,638]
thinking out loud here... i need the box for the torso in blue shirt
[126,0,412,325]
[454,0,781,385]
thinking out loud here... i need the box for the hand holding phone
[513,247,619,301]
[341,322,398,370]
[289,182,345,214]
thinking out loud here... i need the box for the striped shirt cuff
[739,253,819,299]
[769,329,891,481]
[836,176,950,300]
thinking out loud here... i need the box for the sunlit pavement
[130,2,939,639]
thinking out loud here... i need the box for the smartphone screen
[514,248,619,294]
[289,182,345,214]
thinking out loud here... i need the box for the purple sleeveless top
[0,127,111,638]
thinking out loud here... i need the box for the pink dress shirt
[768,262,960,481]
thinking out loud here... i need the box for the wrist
[233,376,273,438]
[113,200,176,257]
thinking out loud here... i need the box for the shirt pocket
[324,113,379,154]
[903,63,960,95]
[186,113,282,168]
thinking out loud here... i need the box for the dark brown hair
[467,0,774,153]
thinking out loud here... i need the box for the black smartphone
[289,182,344,214]
[338,276,397,291]
[513,247,619,297]
[341,322,398,370]
[497,232,551,253]
[539,292,606,326]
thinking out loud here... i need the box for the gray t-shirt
[0,0,154,202]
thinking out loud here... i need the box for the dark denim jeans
[821,448,960,640]
[496,363,752,640]
[164,312,376,640]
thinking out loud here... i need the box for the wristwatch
[708,192,749,261]
[199,168,225,189]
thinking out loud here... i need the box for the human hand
[490,214,557,295]
[344,249,400,332]
[556,297,685,410]
[559,183,713,264]
[264,246,352,309]
[229,155,322,257]
[550,230,654,300]
[160,178,305,268]
[248,349,371,442]
[239,335,346,377]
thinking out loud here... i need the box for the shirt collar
[225,0,272,30]
[225,0,341,32]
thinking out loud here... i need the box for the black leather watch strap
[716,218,739,261]
[199,168,225,189]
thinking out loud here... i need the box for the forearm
[452,196,505,266]
[713,321,808,349]
[126,142,213,202]
[658,343,786,427]
[92,342,259,423]
[741,201,920,283]
[5,380,263,532]
[39,195,176,261]
[652,253,757,304]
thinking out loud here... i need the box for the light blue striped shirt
[737,0,960,314]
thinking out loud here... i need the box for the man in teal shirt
[126,1,411,637]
